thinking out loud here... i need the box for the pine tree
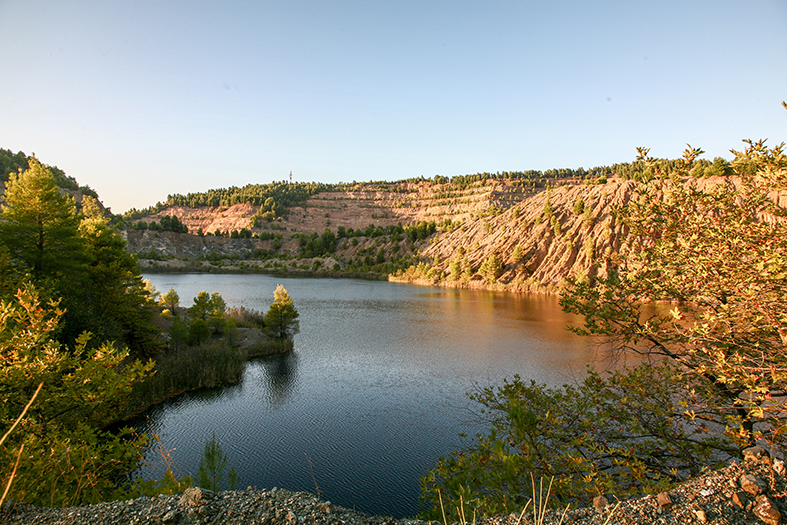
[0,158,83,281]
[264,285,300,340]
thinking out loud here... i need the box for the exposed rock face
[419,178,637,290]
[127,176,741,292]
[160,203,258,235]
[124,230,264,259]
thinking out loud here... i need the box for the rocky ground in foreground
[3,447,785,525]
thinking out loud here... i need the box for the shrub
[189,318,211,345]
[223,311,264,336]
[420,363,733,521]
[127,340,247,412]
[0,285,152,506]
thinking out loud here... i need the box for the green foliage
[161,181,327,222]
[581,203,595,229]
[449,258,462,281]
[168,317,190,350]
[189,291,226,321]
[207,315,227,335]
[127,340,247,413]
[542,194,554,220]
[0,149,97,198]
[0,284,153,506]
[511,245,524,265]
[561,139,787,450]
[0,148,29,183]
[479,254,501,284]
[0,161,162,357]
[129,436,193,497]
[158,214,189,233]
[131,470,193,498]
[420,364,733,521]
[0,158,83,281]
[298,228,337,258]
[551,216,562,236]
[225,306,266,328]
[80,195,105,219]
[405,220,437,242]
[189,318,211,345]
[264,285,300,340]
[160,287,180,312]
[70,218,163,356]
[572,197,585,215]
[198,433,239,492]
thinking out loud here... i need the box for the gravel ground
[3,447,784,525]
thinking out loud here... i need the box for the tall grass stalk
[438,492,477,525]
[529,475,569,525]
[0,382,43,507]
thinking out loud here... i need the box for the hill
[0,147,730,293]
[122,175,637,292]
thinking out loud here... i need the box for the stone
[732,491,752,510]
[179,486,214,508]
[693,508,708,523]
[740,474,768,496]
[743,446,769,463]
[753,494,782,525]
[593,495,609,512]
[657,492,673,509]
[775,458,786,476]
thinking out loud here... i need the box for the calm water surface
[135,274,601,517]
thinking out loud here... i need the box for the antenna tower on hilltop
[289,171,293,184]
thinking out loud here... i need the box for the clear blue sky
[1,0,785,214]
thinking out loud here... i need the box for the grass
[125,340,247,417]
[246,338,293,358]
[436,475,619,525]
[123,335,294,418]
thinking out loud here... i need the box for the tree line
[0,159,301,506]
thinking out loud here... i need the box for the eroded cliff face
[127,177,640,291]
[419,178,638,291]
[124,230,261,259]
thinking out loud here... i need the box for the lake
[134,273,603,518]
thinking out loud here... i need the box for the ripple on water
[135,274,599,518]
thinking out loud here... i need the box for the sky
[1,1,785,214]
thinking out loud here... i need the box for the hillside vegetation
[119,173,642,291]
[0,146,745,294]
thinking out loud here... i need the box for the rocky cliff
[128,177,639,292]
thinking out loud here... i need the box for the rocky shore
[3,447,784,525]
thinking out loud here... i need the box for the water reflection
[137,274,604,518]
[247,352,299,407]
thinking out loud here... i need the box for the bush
[226,307,266,328]
[189,318,211,345]
[0,285,152,506]
[127,341,247,413]
[420,363,733,521]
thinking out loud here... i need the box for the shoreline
[4,450,782,525]
[118,338,293,423]
[140,260,557,294]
